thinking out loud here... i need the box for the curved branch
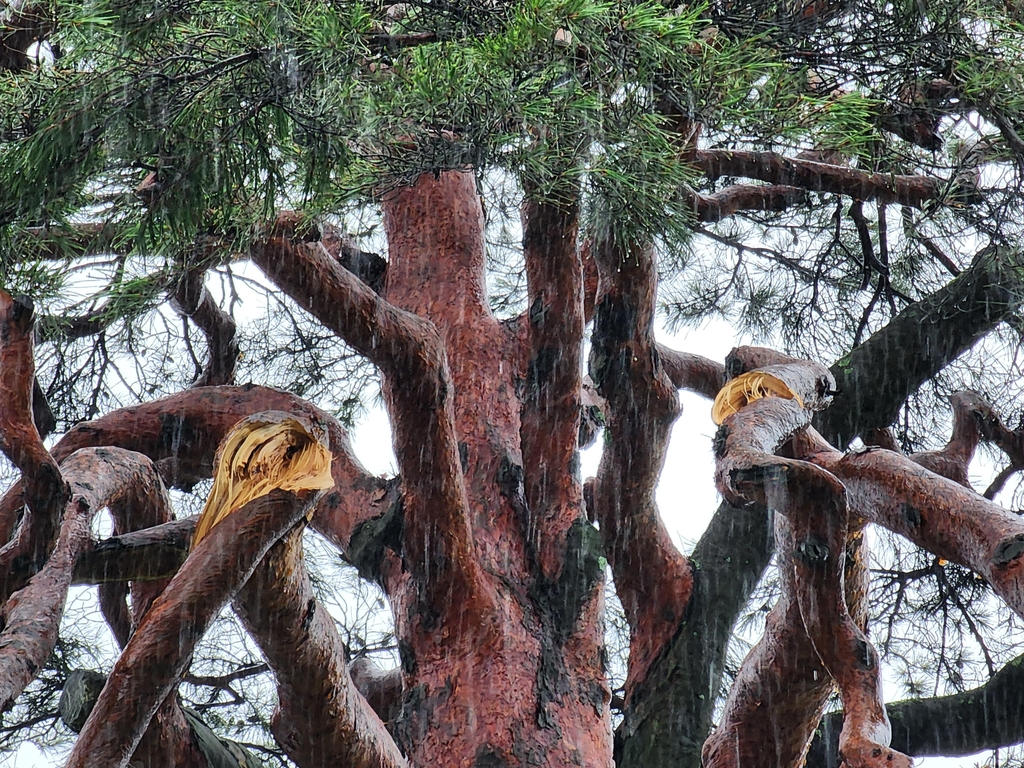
[0,448,164,712]
[589,238,692,697]
[798,429,1024,618]
[0,290,68,601]
[172,269,238,387]
[520,193,585,578]
[657,345,727,400]
[250,216,492,622]
[72,516,197,585]
[692,150,942,208]
[234,528,408,768]
[64,489,321,768]
[817,245,1024,447]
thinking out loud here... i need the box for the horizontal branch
[657,345,726,400]
[72,516,196,585]
[808,651,1024,765]
[691,183,808,222]
[692,149,943,208]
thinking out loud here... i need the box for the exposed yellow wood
[711,371,804,425]
[191,411,334,550]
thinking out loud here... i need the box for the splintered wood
[191,412,335,549]
[711,370,804,425]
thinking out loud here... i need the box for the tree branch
[520,192,585,579]
[589,238,693,697]
[72,516,197,585]
[692,150,943,208]
[817,245,1024,447]
[690,183,809,222]
[0,290,68,601]
[0,448,165,712]
[172,269,239,387]
[250,215,493,623]
[234,528,408,768]
[657,345,727,400]
[64,489,321,768]
[808,651,1024,766]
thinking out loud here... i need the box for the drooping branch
[250,213,492,621]
[589,238,692,697]
[0,290,68,601]
[0,448,166,713]
[233,528,408,768]
[817,245,1024,447]
[692,149,943,208]
[808,650,1024,766]
[171,268,239,387]
[64,489,321,768]
[520,192,585,579]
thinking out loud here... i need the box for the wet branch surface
[234,527,407,768]
[817,245,1024,447]
[250,212,491,622]
[589,238,693,700]
[64,489,321,768]
[0,448,167,713]
[692,149,943,208]
[0,290,69,602]
[520,193,585,579]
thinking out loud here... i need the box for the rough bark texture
[234,528,408,768]
[589,237,693,700]
[0,290,69,602]
[65,489,321,768]
[0,448,167,712]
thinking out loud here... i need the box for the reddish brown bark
[708,358,909,768]
[797,430,1024,618]
[252,205,494,624]
[520,192,585,579]
[65,489,322,768]
[658,345,727,400]
[233,528,408,768]
[0,448,166,712]
[0,385,390,553]
[251,172,612,767]
[692,149,942,208]
[590,238,693,698]
[909,391,986,487]
[0,290,68,602]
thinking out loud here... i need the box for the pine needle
[190,411,335,550]
[711,371,804,426]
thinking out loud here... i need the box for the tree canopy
[4,0,1024,766]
